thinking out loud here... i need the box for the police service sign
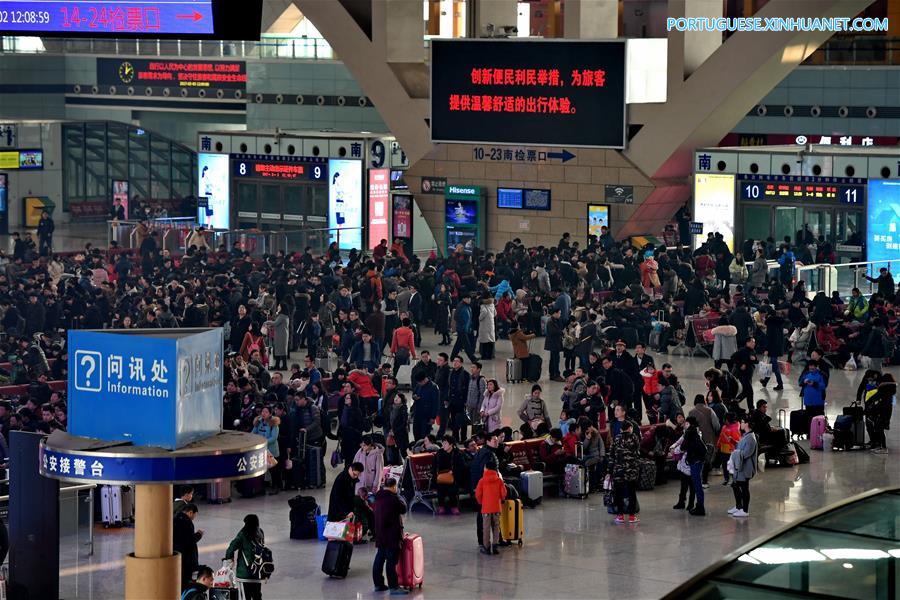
[69,328,223,450]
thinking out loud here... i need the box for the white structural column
[295,0,434,164]
[373,0,425,63]
[473,0,518,36]
[563,0,618,39]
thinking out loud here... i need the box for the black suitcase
[322,540,353,578]
[842,403,867,446]
[526,354,542,382]
[289,495,320,540]
[790,409,810,438]
[304,445,326,489]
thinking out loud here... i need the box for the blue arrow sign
[547,149,576,163]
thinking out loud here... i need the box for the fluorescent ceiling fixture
[626,39,667,104]
[888,550,900,558]
[749,548,827,565]
[821,549,890,560]
[737,554,761,565]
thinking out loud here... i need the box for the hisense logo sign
[448,185,478,195]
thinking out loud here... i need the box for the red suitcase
[396,533,424,589]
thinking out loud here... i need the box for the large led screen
[431,39,626,148]
[693,173,735,252]
[197,153,230,230]
[867,180,900,271]
[329,159,363,251]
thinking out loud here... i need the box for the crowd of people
[0,214,896,596]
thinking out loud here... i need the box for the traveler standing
[607,419,640,524]
[224,514,267,600]
[37,210,54,256]
[728,415,758,518]
[450,296,477,362]
[251,407,280,494]
[545,307,565,382]
[474,456,507,555]
[173,503,203,588]
[372,478,409,594]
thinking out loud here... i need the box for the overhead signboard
[233,156,326,181]
[496,187,551,211]
[737,174,866,205]
[430,39,627,148]
[0,0,263,39]
[98,58,247,90]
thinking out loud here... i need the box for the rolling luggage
[322,540,353,578]
[289,495,320,540]
[100,485,133,527]
[396,364,414,391]
[842,402,867,447]
[563,463,588,499]
[208,480,231,504]
[519,470,543,507]
[506,358,523,383]
[500,499,524,546]
[235,475,265,498]
[304,444,326,489]
[790,408,811,438]
[396,533,424,589]
[636,459,656,491]
[810,415,828,450]
[526,354,542,382]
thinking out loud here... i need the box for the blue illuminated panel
[0,1,214,35]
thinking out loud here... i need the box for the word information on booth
[431,40,626,148]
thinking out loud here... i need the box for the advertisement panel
[0,173,7,235]
[693,173,736,251]
[197,153,230,230]
[112,180,129,219]
[328,159,363,250]
[392,193,412,239]
[867,180,900,270]
[587,204,610,239]
[0,149,42,170]
[368,169,390,250]
[98,58,246,89]
[431,39,627,148]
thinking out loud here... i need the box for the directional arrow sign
[547,150,576,163]
[177,11,204,22]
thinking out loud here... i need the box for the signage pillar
[444,185,485,253]
[125,483,180,600]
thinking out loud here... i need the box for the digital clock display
[0,0,263,39]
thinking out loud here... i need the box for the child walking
[474,456,507,555]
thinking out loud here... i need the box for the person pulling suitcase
[372,477,409,594]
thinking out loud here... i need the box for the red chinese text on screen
[448,95,574,114]
[469,68,606,87]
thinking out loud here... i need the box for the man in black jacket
[612,340,642,423]
[544,307,565,382]
[730,337,759,412]
[372,478,408,593]
[173,503,203,588]
[447,357,471,441]
[600,355,635,422]
[327,462,363,522]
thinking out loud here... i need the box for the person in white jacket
[477,298,497,359]
[481,380,505,433]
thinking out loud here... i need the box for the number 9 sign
[370,140,386,168]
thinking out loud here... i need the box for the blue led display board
[0,0,263,39]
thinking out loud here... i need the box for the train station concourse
[1,0,900,599]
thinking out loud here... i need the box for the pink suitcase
[396,533,424,589]
[810,415,828,450]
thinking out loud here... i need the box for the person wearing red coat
[474,458,507,555]
[348,368,380,418]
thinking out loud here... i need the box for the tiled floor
[56,331,900,599]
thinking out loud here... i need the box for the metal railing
[797,258,900,299]
[211,226,364,258]
[107,217,197,255]
[0,35,338,60]
[803,35,900,66]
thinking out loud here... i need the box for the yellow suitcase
[500,498,523,546]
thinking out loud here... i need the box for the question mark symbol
[80,355,96,387]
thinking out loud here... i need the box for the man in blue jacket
[411,371,440,441]
[450,295,477,363]
[798,359,827,418]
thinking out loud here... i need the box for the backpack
[361,277,374,302]
[243,540,275,580]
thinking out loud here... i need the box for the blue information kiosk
[39,328,266,599]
